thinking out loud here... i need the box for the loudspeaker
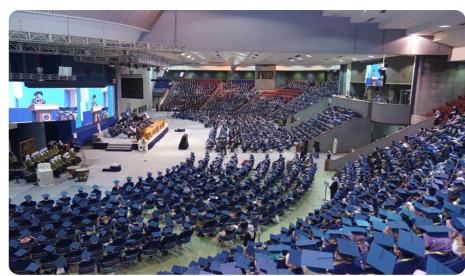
[178,134,189,150]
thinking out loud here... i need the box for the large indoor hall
[6,6,465,276]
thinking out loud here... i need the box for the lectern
[92,106,103,137]
[28,104,59,122]
[91,106,102,123]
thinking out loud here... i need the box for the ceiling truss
[9,30,187,67]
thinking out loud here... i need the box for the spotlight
[147,67,151,71]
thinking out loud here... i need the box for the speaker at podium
[178,134,189,150]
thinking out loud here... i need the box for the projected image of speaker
[178,134,189,150]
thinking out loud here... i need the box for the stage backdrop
[9,81,115,128]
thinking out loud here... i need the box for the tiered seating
[282,80,316,91]
[271,80,338,121]
[9,152,317,274]
[424,95,465,124]
[202,106,357,154]
[238,95,286,117]
[261,89,302,103]
[201,80,255,115]
[172,79,356,153]
[288,106,359,143]
[161,79,219,111]
[161,112,465,275]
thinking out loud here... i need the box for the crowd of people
[171,79,345,154]
[9,152,318,274]
[160,109,465,275]
[106,112,152,139]
[201,80,256,115]
[161,80,219,112]
[270,80,338,122]
[22,141,81,177]
[282,80,316,91]
[178,106,357,154]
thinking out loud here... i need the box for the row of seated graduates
[161,79,219,112]
[160,111,465,275]
[106,112,152,138]
[270,80,338,122]
[282,80,316,91]
[287,106,359,144]
[189,106,357,154]
[23,141,81,176]
[172,79,351,154]
[200,80,256,114]
[9,150,317,274]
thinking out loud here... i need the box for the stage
[92,120,169,151]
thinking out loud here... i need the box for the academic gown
[393,258,424,274]
[332,261,364,274]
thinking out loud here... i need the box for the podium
[92,106,103,138]
[28,104,59,122]
[91,106,102,123]
[37,163,54,186]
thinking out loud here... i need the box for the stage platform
[92,120,169,151]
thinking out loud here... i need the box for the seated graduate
[331,239,364,274]
[393,231,426,274]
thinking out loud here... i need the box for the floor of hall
[9,112,335,274]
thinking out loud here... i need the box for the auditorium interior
[7,9,465,275]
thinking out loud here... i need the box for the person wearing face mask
[446,231,465,273]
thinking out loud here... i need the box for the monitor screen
[121,78,144,99]
[9,81,115,128]
[365,64,384,87]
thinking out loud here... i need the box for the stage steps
[106,144,133,152]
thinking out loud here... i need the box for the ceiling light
[186,55,191,58]
[439,25,450,28]
[368,55,374,58]
[305,54,312,58]
[289,59,295,62]
[180,52,186,56]
[191,57,195,60]
[296,57,303,61]
[352,58,357,61]
[339,59,344,62]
